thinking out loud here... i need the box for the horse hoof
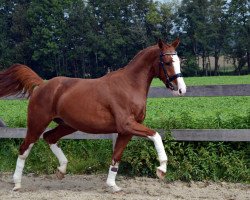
[106,184,122,193]
[56,170,65,180]
[111,185,122,193]
[156,168,166,180]
[13,183,21,191]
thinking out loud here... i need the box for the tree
[226,0,250,74]
[26,0,71,78]
[10,1,32,65]
[175,0,211,75]
[208,0,228,75]
[0,0,15,67]
[60,0,92,77]
[145,1,177,42]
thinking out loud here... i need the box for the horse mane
[106,45,158,76]
[127,45,157,66]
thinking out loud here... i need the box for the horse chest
[132,103,146,123]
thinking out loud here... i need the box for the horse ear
[171,37,180,49]
[158,39,164,49]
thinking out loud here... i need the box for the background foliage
[0,0,249,77]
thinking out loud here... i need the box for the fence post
[0,118,6,127]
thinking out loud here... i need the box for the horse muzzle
[171,78,187,96]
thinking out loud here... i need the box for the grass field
[145,97,250,129]
[151,75,250,87]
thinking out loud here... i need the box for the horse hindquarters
[13,95,53,190]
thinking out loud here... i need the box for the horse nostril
[179,89,182,94]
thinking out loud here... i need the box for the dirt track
[0,173,249,200]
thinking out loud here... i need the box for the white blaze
[172,55,187,95]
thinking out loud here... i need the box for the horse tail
[0,64,43,98]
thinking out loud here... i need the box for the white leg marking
[106,162,121,192]
[50,144,68,174]
[148,132,168,176]
[13,143,34,191]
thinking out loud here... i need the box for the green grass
[0,100,28,127]
[144,97,250,129]
[151,75,250,87]
[0,100,56,128]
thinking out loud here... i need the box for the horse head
[156,38,187,96]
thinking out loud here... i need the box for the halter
[159,51,183,90]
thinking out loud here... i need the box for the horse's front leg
[118,119,168,179]
[148,132,168,179]
[107,134,132,192]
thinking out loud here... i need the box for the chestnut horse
[0,38,186,192]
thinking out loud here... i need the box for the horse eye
[165,62,171,66]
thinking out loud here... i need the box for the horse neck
[124,46,159,95]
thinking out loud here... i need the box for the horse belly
[57,97,116,133]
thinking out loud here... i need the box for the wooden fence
[0,84,250,143]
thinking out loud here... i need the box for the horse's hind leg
[43,124,76,179]
[13,116,51,191]
[106,134,132,192]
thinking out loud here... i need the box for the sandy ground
[0,173,249,200]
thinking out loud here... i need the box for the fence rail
[0,127,249,142]
[1,84,250,100]
[0,84,249,142]
[148,84,250,97]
